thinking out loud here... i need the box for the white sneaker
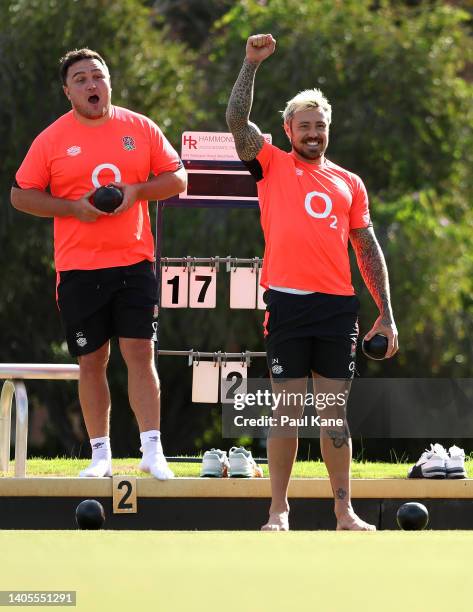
[228,446,263,478]
[446,445,467,479]
[408,443,448,479]
[200,449,229,478]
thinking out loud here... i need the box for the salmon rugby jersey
[246,141,371,296]
[15,106,182,271]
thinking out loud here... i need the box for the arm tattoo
[226,59,265,161]
[350,227,393,323]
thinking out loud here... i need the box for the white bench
[0,364,79,477]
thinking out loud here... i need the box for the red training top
[16,106,181,271]
[253,141,371,295]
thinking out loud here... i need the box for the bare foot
[336,508,376,531]
[261,511,289,531]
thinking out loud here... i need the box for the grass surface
[2,457,473,478]
[0,531,472,611]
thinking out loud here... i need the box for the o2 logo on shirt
[304,191,337,229]
[91,163,122,189]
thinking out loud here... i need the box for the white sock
[90,436,111,458]
[79,436,112,478]
[140,430,163,456]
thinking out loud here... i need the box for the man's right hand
[246,34,276,64]
[71,189,108,223]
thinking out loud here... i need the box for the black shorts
[263,289,359,380]
[57,260,158,357]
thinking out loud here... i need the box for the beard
[291,138,326,161]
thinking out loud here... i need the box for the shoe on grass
[408,443,448,479]
[200,449,229,478]
[446,445,467,479]
[228,446,263,478]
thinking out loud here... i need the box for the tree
[1,0,472,459]
[205,0,472,198]
[151,0,235,48]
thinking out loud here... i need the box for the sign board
[180,132,271,201]
[181,132,271,162]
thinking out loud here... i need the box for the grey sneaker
[200,449,229,478]
[228,446,263,478]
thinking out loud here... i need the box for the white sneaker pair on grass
[200,447,263,478]
[79,447,174,480]
[408,443,467,479]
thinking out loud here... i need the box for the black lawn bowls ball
[75,499,106,530]
[362,333,388,360]
[90,184,123,212]
[396,502,429,531]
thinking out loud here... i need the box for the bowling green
[0,531,471,611]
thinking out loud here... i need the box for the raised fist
[246,34,276,63]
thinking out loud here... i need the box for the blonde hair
[282,89,332,124]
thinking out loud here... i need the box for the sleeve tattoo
[349,226,393,322]
[226,59,265,161]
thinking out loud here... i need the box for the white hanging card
[220,361,248,403]
[189,266,217,308]
[192,360,220,403]
[230,267,257,309]
[161,266,189,308]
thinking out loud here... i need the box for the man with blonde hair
[226,34,398,531]
[282,88,332,124]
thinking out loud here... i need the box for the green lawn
[0,531,472,612]
[2,457,473,478]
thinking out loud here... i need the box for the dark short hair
[59,48,108,85]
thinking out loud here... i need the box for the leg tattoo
[326,427,350,449]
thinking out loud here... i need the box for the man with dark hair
[11,48,187,479]
[226,34,398,530]
[59,49,107,85]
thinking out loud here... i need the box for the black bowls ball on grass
[75,499,106,530]
[396,502,429,531]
